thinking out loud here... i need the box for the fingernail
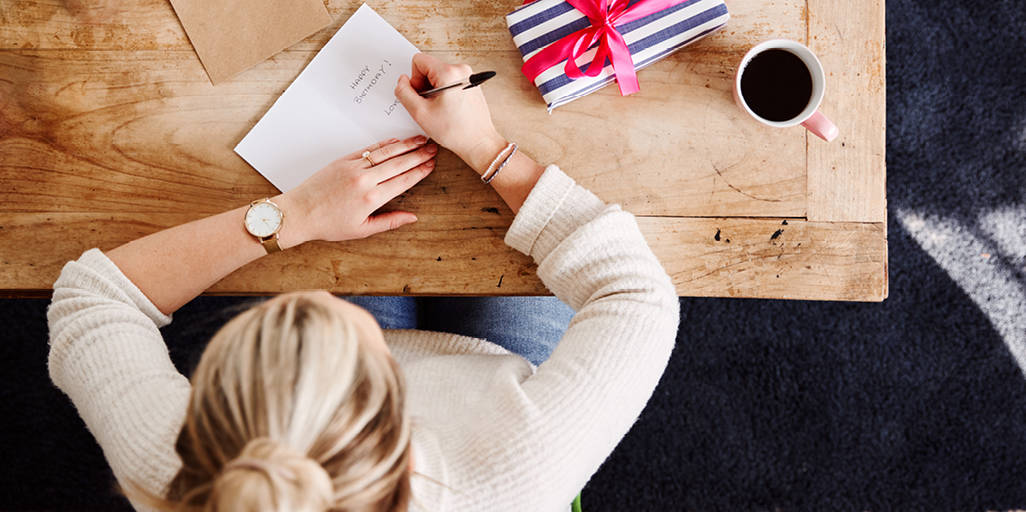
[427,144,438,154]
[414,135,428,144]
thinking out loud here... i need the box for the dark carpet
[3,0,1025,509]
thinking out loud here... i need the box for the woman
[48,54,680,510]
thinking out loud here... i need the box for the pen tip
[469,71,497,86]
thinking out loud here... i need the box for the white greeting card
[235,4,424,192]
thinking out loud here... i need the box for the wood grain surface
[1,0,804,52]
[806,0,887,222]
[0,0,888,300]
[0,47,807,216]
[0,213,886,301]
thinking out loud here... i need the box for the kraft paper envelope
[169,0,333,84]
[234,4,425,192]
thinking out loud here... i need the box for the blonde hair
[143,292,412,511]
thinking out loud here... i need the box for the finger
[371,143,437,183]
[449,63,474,83]
[409,55,471,90]
[366,135,428,170]
[410,52,444,90]
[346,137,400,161]
[375,159,435,205]
[361,211,418,237]
[395,74,429,117]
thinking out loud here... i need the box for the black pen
[418,71,497,98]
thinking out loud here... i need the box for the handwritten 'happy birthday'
[351,59,402,117]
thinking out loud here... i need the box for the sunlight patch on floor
[898,207,1026,376]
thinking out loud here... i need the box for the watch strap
[260,235,282,254]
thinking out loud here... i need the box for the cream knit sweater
[47,166,680,511]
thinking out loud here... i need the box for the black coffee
[740,49,812,122]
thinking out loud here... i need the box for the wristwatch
[244,198,284,254]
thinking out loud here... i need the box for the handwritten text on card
[352,59,393,105]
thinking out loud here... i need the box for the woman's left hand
[275,136,437,248]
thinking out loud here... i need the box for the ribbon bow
[521,0,691,95]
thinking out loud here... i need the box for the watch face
[245,201,283,238]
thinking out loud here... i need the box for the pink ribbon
[521,0,691,95]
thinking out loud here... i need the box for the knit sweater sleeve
[442,166,680,510]
[47,249,189,502]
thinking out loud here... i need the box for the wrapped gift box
[507,0,729,110]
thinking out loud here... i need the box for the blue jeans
[342,297,574,366]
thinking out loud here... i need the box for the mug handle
[801,110,839,142]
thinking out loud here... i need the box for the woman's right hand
[394,54,508,176]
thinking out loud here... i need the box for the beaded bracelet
[482,143,518,184]
[481,142,514,183]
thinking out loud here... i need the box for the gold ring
[362,150,376,166]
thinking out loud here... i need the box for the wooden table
[0,0,886,301]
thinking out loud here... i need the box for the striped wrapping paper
[506,0,729,111]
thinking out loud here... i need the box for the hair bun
[209,438,333,511]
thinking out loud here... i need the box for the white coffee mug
[733,39,839,142]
